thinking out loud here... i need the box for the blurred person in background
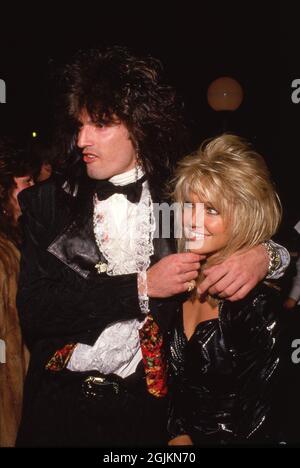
[29,140,55,183]
[0,140,35,446]
[284,220,300,310]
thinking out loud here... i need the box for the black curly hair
[57,46,189,195]
[0,139,36,245]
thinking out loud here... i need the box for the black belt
[46,361,147,401]
[81,361,147,400]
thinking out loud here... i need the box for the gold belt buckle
[82,375,120,398]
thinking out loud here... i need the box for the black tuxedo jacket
[16,175,184,447]
[17,176,182,368]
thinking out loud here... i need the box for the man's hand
[147,253,202,298]
[197,244,269,301]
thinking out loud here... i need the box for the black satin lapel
[47,215,102,279]
[47,188,176,277]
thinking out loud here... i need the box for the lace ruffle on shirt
[93,181,155,313]
[68,179,155,377]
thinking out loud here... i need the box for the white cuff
[137,270,150,314]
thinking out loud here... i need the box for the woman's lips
[184,227,210,240]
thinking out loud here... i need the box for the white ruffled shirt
[67,167,155,378]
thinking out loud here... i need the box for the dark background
[0,7,299,240]
[1,6,300,444]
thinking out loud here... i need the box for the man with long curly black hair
[16,46,288,447]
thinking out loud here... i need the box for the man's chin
[86,169,109,180]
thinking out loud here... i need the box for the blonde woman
[168,134,282,445]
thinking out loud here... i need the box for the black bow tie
[94,175,147,204]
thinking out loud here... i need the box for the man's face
[77,110,137,180]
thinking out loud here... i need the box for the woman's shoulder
[228,281,280,306]
[220,282,281,324]
[218,282,281,355]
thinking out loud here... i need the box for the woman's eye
[206,206,219,215]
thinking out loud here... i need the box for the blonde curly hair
[173,134,282,267]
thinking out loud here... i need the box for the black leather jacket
[168,283,281,445]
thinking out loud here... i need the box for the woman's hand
[168,434,193,446]
[283,297,297,309]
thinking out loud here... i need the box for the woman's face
[37,162,52,182]
[183,192,230,255]
[8,175,34,223]
[13,175,34,196]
